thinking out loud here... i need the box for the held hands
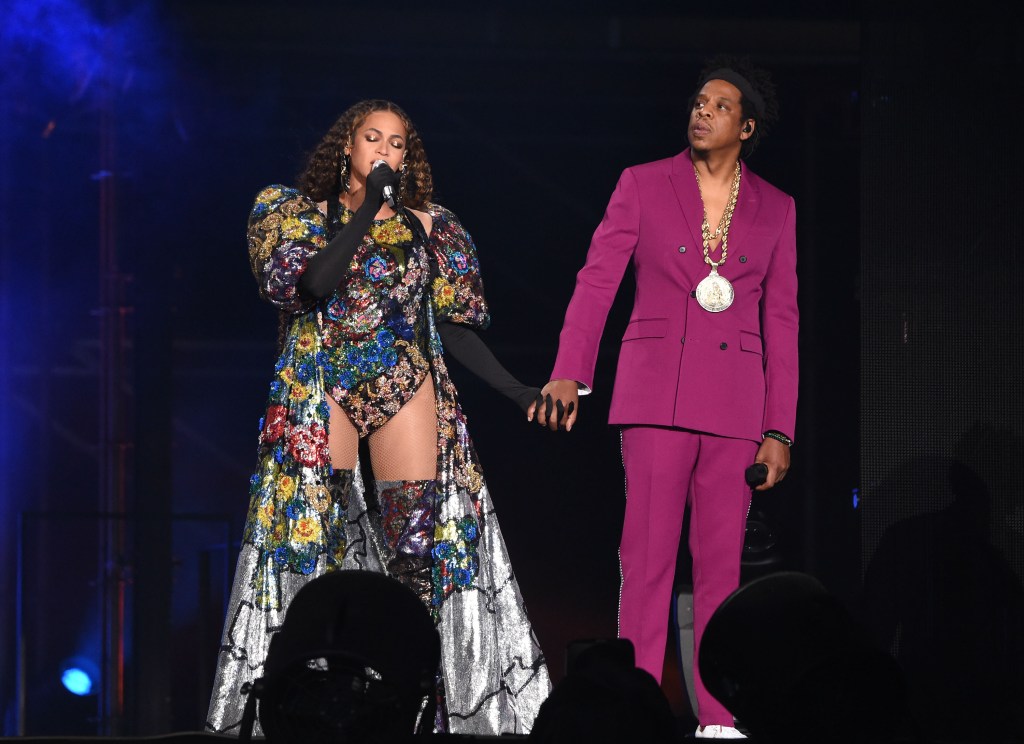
[514,385,543,415]
[527,379,579,432]
[751,437,790,491]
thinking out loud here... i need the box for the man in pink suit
[529,56,798,739]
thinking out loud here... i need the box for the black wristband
[763,430,793,447]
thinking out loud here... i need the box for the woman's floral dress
[205,185,551,736]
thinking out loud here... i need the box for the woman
[206,99,551,736]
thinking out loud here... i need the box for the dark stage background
[0,1,1020,742]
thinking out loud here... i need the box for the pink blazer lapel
[668,149,705,256]
[726,160,762,258]
[669,150,763,267]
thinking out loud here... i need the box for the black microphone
[745,462,768,488]
[372,159,396,208]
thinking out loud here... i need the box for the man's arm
[532,168,641,431]
[756,195,799,487]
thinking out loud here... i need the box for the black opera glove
[437,322,540,413]
[298,163,398,300]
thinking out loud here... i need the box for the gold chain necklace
[692,160,741,312]
[694,159,741,266]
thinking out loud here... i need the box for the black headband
[700,68,764,120]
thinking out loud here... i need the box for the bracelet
[763,430,793,447]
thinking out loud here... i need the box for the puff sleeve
[246,185,328,314]
[426,204,491,330]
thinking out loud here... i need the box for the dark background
[1,1,1021,742]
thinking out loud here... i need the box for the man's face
[688,79,752,152]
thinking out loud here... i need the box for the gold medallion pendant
[695,265,735,312]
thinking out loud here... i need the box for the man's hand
[753,437,790,491]
[527,379,580,431]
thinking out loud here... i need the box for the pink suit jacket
[551,148,799,443]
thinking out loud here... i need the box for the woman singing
[206,99,551,736]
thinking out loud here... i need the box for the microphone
[745,462,768,488]
[372,159,396,208]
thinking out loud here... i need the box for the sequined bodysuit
[319,203,432,434]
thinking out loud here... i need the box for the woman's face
[345,110,408,184]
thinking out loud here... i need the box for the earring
[397,162,408,204]
[340,153,351,192]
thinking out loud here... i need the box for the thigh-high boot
[375,479,448,732]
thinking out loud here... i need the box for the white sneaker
[695,724,747,739]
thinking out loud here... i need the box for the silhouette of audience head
[529,638,676,744]
[240,570,440,744]
[699,571,907,744]
[948,421,1022,532]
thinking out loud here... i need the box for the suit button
[720,342,728,350]
[690,290,697,298]
[680,337,685,344]
[678,245,686,253]
[739,255,748,263]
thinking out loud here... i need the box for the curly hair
[691,54,780,158]
[296,99,434,209]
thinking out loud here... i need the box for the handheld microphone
[372,159,396,208]
[745,462,768,488]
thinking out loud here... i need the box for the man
[529,56,798,739]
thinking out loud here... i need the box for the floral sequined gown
[205,185,551,735]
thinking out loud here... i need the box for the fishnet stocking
[369,376,438,480]
[325,394,359,470]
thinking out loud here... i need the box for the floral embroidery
[372,219,413,245]
[262,405,287,443]
[432,277,455,308]
[292,516,322,543]
[281,216,309,240]
[326,296,347,321]
[305,482,331,514]
[339,205,413,246]
[277,474,297,500]
[256,503,275,530]
[287,423,328,467]
[247,185,327,313]
[432,516,481,605]
[449,251,469,275]
[364,255,390,282]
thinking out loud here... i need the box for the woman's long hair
[296,99,433,208]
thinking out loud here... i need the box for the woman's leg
[366,376,440,601]
[366,376,446,730]
[367,374,438,480]
[325,394,359,471]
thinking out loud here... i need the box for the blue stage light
[61,668,93,696]
[60,656,99,696]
